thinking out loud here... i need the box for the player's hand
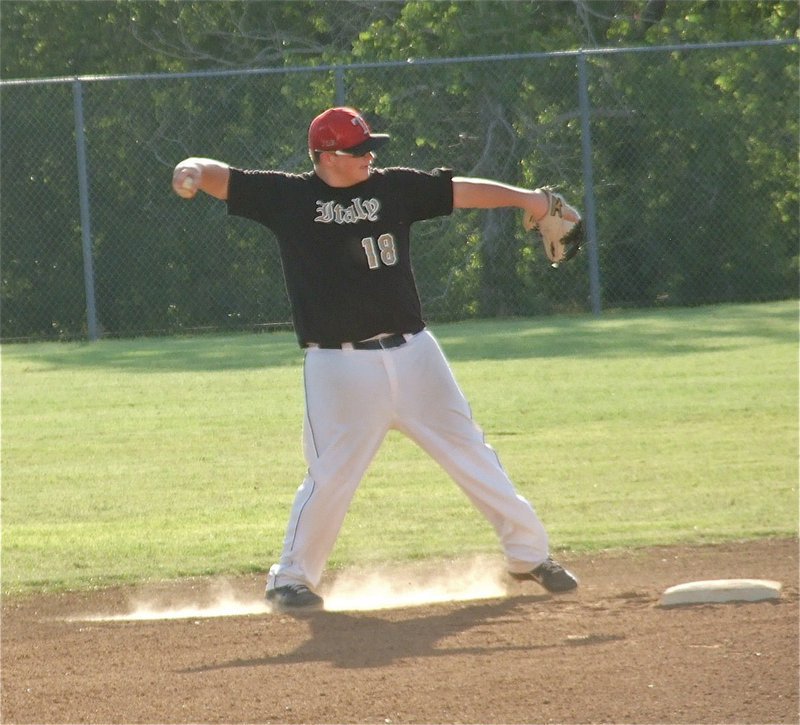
[172,164,201,199]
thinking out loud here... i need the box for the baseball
[176,174,196,198]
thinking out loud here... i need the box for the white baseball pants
[267,329,549,590]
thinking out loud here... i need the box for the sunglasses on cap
[330,148,375,157]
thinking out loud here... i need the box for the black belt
[316,332,411,350]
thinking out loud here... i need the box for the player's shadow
[185,594,564,672]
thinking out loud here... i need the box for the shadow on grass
[437,301,797,362]
[6,329,300,373]
[6,301,796,373]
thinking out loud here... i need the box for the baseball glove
[523,187,585,267]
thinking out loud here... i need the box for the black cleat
[510,557,578,593]
[266,584,324,611]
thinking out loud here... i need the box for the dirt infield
[2,538,797,724]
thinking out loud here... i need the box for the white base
[660,578,782,607]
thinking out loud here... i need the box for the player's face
[328,150,376,185]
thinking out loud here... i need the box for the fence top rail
[1,37,796,88]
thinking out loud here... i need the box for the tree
[1,1,796,338]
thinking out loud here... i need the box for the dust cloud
[76,556,509,621]
[325,556,507,611]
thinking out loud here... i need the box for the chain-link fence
[1,39,797,341]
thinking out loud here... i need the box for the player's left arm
[452,177,548,223]
[452,177,585,265]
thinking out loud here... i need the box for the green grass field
[2,301,797,595]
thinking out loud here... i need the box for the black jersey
[227,166,454,347]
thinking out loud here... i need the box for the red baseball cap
[308,107,390,155]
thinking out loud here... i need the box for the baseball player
[172,106,579,612]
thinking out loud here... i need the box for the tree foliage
[5,1,795,78]
[1,1,797,338]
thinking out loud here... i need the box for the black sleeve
[391,167,454,222]
[226,168,284,227]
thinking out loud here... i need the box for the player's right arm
[172,158,231,200]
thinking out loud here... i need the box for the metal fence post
[577,51,602,316]
[334,66,346,105]
[72,79,99,341]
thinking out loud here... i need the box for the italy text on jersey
[314,197,381,224]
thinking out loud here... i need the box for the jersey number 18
[361,234,398,269]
